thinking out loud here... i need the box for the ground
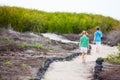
[0,28,77,80]
[0,28,120,80]
[41,44,119,80]
[99,62,120,80]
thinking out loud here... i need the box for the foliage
[4,61,11,65]
[30,41,43,49]
[4,37,10,42]
[0,6,120,34]
[21,63,27,67]
[104,44,120,64]
[104,53,120,64]
[0,37,13,44]
[48,47,53,50]
[16,41,43,49]
[4,37,12,43]
[117,44,120,51]
[16,42,28,47]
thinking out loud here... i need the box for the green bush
[48,47,53,50]
[104,53,120,64]
[117,44,120,51]
[4,61,11,65]
[30,41,43,49]
[16,41,28,47]
[16,41,43,49]
[0,6,120,34]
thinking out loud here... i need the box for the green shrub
[4,37,9,41]
[48,47,53,50]
[16,41,28,47]
[117,44,120,51]
[0,6,120,34]
[16,41,43,49]
[21,63,27,67]
[30,41,43,49]
[104,53,120,64]
[4,61,11,65]
[4,37,10,43]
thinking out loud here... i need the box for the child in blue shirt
[94,27,102,53]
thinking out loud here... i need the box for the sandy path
[41,33,118,80]
[41,45,118,80]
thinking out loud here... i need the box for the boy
[94,26,102,53]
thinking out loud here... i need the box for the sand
[41,33,118,80]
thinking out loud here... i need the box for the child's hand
[93,40,95,44]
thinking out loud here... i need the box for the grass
[104,44,120,64]
[117,43,120,51]
[4,61,11,65]
[104,53,120,64]
[16,41,43,49]
[0,37,14,45]
[1,36,43,49]
[48,47,53,50]
[4,37,10,42]
[21,63,27,67]
[31,41,43,49]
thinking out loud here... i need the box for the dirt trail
[41,33,118,80]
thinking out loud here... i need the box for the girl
[79,31,89,63]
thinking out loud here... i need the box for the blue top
[94,31,102,42]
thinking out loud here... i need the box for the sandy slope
[41,33,118,80]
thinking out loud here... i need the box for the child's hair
[80,30,88,36]
[96,26,100,30]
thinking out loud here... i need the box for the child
[79,31,89,63]
[94,26,102,53]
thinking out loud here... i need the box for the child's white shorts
[80,47,87,53]
[96,42,101,48]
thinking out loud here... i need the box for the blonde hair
[80,30,88,36]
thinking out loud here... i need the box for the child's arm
[79,41,81,50]
[88,38,90,49]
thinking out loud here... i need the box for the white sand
[41,33,119,80]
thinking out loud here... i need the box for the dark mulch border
[32,52,82,80]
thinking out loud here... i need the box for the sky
[0,0,120,20]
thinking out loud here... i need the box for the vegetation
[117,44,120,51]
[48,47,53,50]
[0,37,43,49]
[4,61,11,65]
[104,53,120,64]
[104,44,120,64]
[0,6,120,34]
[21,63,27,67]
[16,41,43,49]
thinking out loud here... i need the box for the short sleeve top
[80,35,89,48]
[94,31,102,42]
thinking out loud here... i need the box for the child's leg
[96,42,101,53]
[83,53,87,63]
[96,47,99,53]
[82,52,86,63]
[82,53,84,63]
